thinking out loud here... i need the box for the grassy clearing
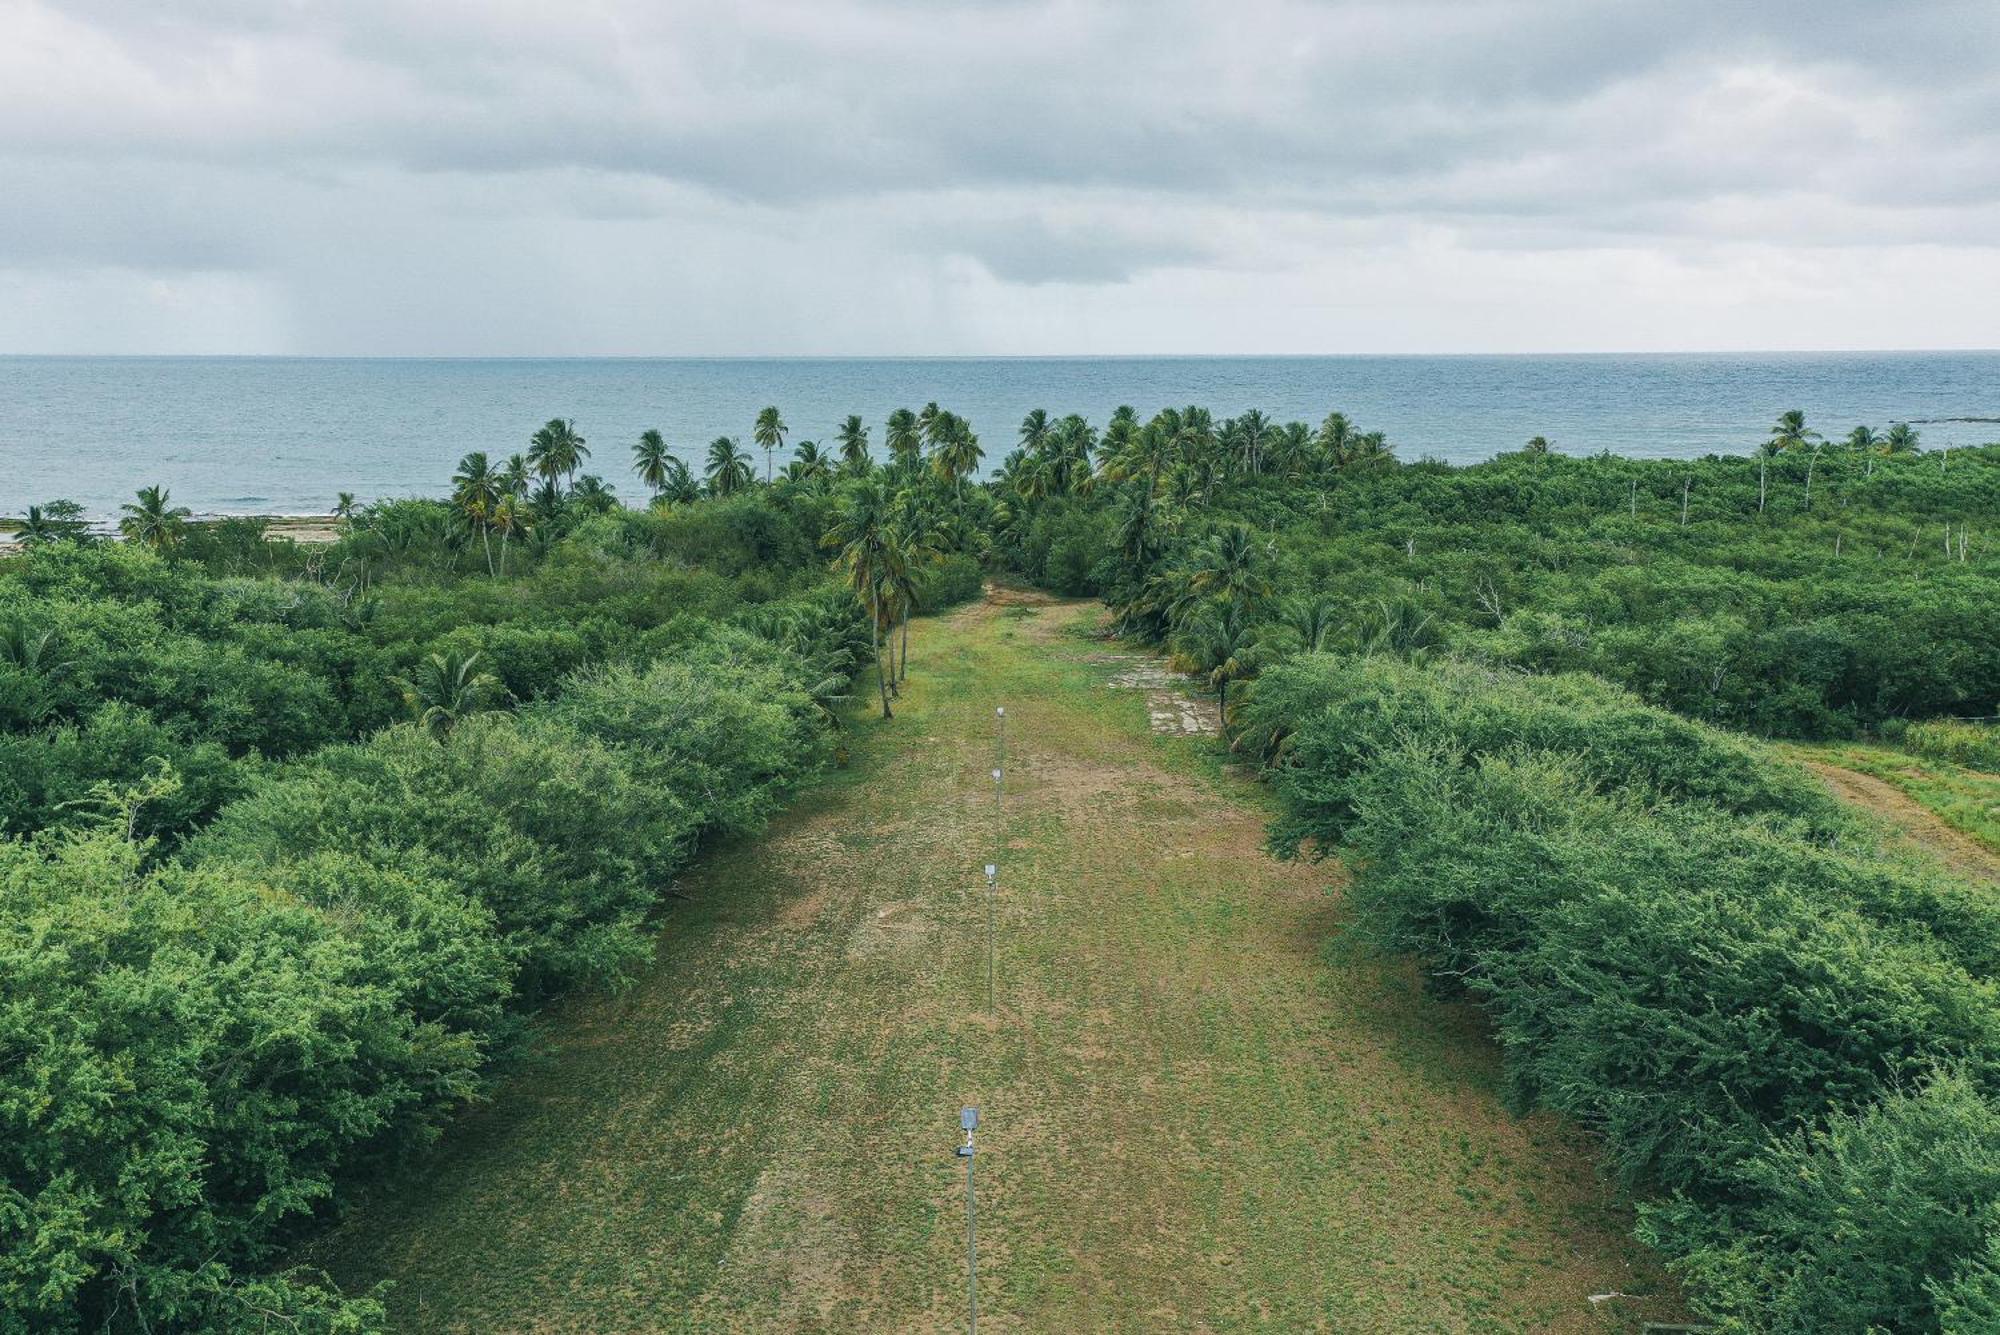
[307,589,1679,1331]
[1788,741,2000,882]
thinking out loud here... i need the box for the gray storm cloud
[0,0,1996,353]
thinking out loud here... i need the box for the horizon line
[3,348,1999,362]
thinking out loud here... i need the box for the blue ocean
[2,353,1996,520]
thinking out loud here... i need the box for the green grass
[306,592,1679,1331]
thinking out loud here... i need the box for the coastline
[0,512,346,550]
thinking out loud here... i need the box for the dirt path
[1804,760,2000,884]
[312,589,1678,1331]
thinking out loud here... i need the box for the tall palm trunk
[871,585,892,719]
[899,610,910,684]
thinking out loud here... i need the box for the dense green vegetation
[993,411,1999,738]
[5,398,1997,1330]
[983,406,2000,1332]
[1909,718,2000,773]
[0,435,982,1332]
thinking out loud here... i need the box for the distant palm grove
[4,398,2000,1332]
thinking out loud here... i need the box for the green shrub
[0,827,480,1332]
[1909,719,2000,772]
[0,703,250,845]
[192,716,672,997]
[922,553,985,610]
[1643,1072,2000,1334]
[1248,653,1845,856]
[531,631,827,846]
[1261,648,2000,1328]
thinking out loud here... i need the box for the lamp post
[958,1106,980,1333]
[983,862,997,1010]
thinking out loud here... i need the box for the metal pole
[958,1108,979,1334]
[965,1147,978,1333]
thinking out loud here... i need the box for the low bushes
[1257,651,2000,1332]
[921,552,986,610]
[4,624,842,1332]
[1246,653,1846,855]
[0,831,479,1332]
[1909,719,2000,773]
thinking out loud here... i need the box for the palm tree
[1524,435,1552,455]
[397,650,505,739]
[570,474,618,514]
[932,415,984,494]
[1048,414,1095,494]
[1845,425,1880,453]
[528,477,566,522]
[1314,411,1352,467]
[1101,405,1139,466]
[1186,523,1269,616]
[823,479,904,719]
[1112,482,1162,568]
[1325,412,1393,474]
[1233,408,1275,477]
[0,617,64,675]
[1274,594,1341,653]
[886,487,946,685]
[15,506,60,546]
[452,451,502,575]
[1883,422,1921,455]
[0,616,66,722]
[705,436,755,496]
[885,408,921,468]
[490,491,524,576]
[1175,601,1261,740]
[1019,408,1052,455]
[1359,592,1444,660]
[1008,449,1049,503]
[1348,431,1394,472]
[658,456,700,505]
[119,486,191,552]
[789,440,832,487]
[753,406,787,484]
[1175,406,1218,483]
[838,414,874,475]
[332,492,357,523]
[917,401,944,452]
[633,429,672,500]
[528,418,589,489]
[1106,417,1177,492]
[1759,411,1820,514]
[501,453,532,495]
[1767,410,1820,454]
[1272,421,1314,478]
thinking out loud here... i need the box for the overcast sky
[2,0,1996,355]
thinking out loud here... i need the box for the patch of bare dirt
[985,583,1060,608]
[1806,761,2000,884]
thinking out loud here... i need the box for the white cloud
[0,0,1995,352]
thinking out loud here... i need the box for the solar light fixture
[990,767,1002,783]
[961,1106,979,1133]
[984,863,997,881]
